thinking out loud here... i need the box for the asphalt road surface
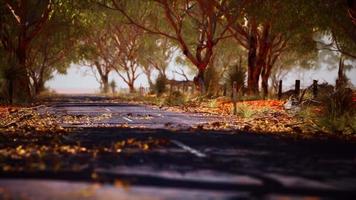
[1,95,356,200]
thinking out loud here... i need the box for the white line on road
[122,117,133,122]
[104,108,111,112]
[171,140,207,158]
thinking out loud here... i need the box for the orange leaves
[0,107,9,118]
[0,107,66,134]
[114,138,169,152]
[238,100,284,110]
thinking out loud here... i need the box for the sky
[46,63,356,94]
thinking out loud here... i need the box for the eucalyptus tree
[105,0,234,93]
[0,0,52,102]
[112,23,145,93]
[27,1,88,95]
[311,0,356,63]
[222,0,320,96]
[81,23,118,93]
[139,35,177,89]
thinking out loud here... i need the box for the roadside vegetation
[0,0,355,138]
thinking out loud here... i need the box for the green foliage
[154,74,167,96]
[224,64,246,93]
[318,114,356,135]
[235,104,255,118]
[318,82,355,134]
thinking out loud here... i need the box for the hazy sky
[47,63,356,94]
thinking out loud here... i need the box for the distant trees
[81,22,118,93]
[112,24,144,93]
[140,36,176,89]
[1,0,355,102]
[109,0,234,92]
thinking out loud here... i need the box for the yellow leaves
[0,107,66,134]
[114,138,168,152]
[16,145,26,156]
[61,113,112,127]
[142,143,150,151]
[114,179,130,190]
[78,183,101,197]
[91,172,98,180]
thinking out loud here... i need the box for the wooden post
[313,80,318,98]
[223,84,227,96]
[295,80,300,97]
[139,85,144,96]
[278,80,282,100]
[232,81,237,115]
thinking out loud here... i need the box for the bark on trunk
[102,75,109,94]
[262,75,269,98]
[34,80,45,95]
[261,64,273,98]
[194,68,206,94]
[247,21,258,95]
[128,83,135,93]
[14,45,32,102]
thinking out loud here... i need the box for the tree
[224,0,318,96]
[108,0,233,93]
[112,24,144,93]
[27,1,86,95]
[0,0,52,102]
[81,25,117,93]
[140,36,176,89]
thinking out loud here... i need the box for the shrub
[224,64,246,95]
[164,91,186,106]
[154,74,167,96]
[235,104,255,118]
[318,81,355,134]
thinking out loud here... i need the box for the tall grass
[318,82,355,134]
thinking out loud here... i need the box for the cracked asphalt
[1,95,356,200]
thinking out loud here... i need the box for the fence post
[295,80,300,97]
[139,85,144,96]
[313,80,318,98]
[223,84,227,96]
[232,81,237,115]
[278,80,282,100]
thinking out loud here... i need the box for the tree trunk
[262,75,269,98]
[247,20,258,95]
[14,42,32,103]
[128,83,135,93]
[261,63,273,98]
[194,68,206,94]
[336,57,345,89]
[145,72,154,90]
[34,80,45,95]
[102,75,109,94]
[8,80,13,104]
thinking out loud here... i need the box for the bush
[318,82,355,134]
[164,91,186,106]
[224,64,246,95]
[235,104,255,118]
[154,74,167,96]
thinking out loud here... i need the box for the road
[1,95,356,200]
